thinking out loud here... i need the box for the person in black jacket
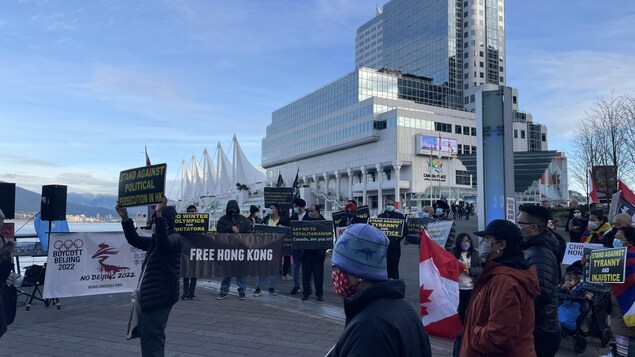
[181,205,198,300]
[216,200,252,300]
[116,196,181,357]
[289,198,309,295]
[301,204,326,301]
[517,205,564,357]
[432,200,457,251]
[451,232,482,324]
[254,203,290,297]
[377,198,405,279]
[328,224,431,357]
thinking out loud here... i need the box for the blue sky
[1,0,634,196]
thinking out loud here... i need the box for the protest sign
[335,226,348,240]
[589,247,627,283]
[426,220,454,248]
[254,224,293,255]
[118,163,167,207]
[368,218,405,238]
[405,218,430,244]
[180,232,283,277]
[174,213,210,233]
[562,242,605,265]
[264,187,294,212]
[332,206,370,228]
[43,231,147,298]
[291,220,334,250]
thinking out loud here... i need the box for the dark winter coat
[378,210,406,248]
[327,280,431,357]
[522,231,564,334]
[216,200,252,233]
[122,217,181,313]
[460,255,540,357]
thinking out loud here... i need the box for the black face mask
[228,209,238,216]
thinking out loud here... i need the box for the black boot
[182,278,189,300]
[188,278,197,299]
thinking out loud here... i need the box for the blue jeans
[292,249,302,287]
[220,276,245,294]
[256,276,277,290]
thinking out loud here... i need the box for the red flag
[419,228,464,338]
[619,180,635,206]
[588,170,599,204]
[145,146,152,166]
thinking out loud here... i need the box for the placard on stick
[264,187,294,212]
[368,218,405,238]
[589,247,627,283]
[254,224,293,255]
[118,163,167,207]
[291,220,334,250]
[174,213,210,233]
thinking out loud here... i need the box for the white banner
[562,242,604,265]
[43,231,147,298]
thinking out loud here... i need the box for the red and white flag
[419,228,464,339]
[588,170,599,204]
[145,146,152,166]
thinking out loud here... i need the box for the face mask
[588,221,599,230]
[478,238,492,259]
[573,212,581,218]
[293,207,300,214]
[228,209,238,216]
[461,242,471,251]
[613,238,624,248]
[385,205,395,212]
[309,211,319,219]
[421,212,429,218]
[332,269,357,299]
[435,208,444,216]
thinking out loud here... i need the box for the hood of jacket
[344,279,404,321]
[225,200,240,214]
[480,255,540,299]
[523,230,563,258]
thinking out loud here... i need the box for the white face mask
[478,238,492,260]
[588,221,599,230]
[293,207,300,214]
[421,212,429,219]
[573,212,581,218]
[385,204,395,212]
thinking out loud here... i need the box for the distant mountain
[15,186,116,217]
[67,192,119,209]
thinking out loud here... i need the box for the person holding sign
[377,198,405,279]
[216,200,252,300]
[255,203,289,297]
[289,198,309,295]
[432,200,456,251]
[301,204,326,301]
[116,196,181,357]
[607,227,635,356]
[327,224,432,356]
[181,205,198,300]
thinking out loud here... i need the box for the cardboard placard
[264,187,295,212]
[118,163,167,207]
[589,247,627,283]
[405,218,430,244]
[174,213,210,233]
[426,220,454,248]
[254,224,293,255]
[291,220,334,250]
[367,218,405,238]
[562,242,604,265]
[332,206,370,228]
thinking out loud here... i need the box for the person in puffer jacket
[517,205,564,357]
[116,196,181,357]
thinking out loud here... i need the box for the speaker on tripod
[41,185,67,221]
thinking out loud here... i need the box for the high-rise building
[355,0,506,111]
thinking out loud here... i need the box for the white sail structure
[202,148,217,196]
[191,155,205,199]
[181,160,193,199]
[232,134,266,185]
[214,143,233,195]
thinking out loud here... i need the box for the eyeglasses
[517,221,536,227]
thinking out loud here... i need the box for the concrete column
[347,168,353,201]
[334,170,341,202]
[361,167,367,206]
[394,163,402,209]
[376,163,383,210]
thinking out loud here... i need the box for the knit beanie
[332,223,389,281]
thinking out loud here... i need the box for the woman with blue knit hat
[327,224,431,357]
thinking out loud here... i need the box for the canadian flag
[419,228,464,339]
[588,170,599,204]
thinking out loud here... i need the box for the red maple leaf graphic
[420,283,434,316]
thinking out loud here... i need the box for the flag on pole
[292,168,300,189]
[276,173,285,187]
[419,228,464,338]
[145,146,152,166]
[34,213,70,250]
[588,170,599,204]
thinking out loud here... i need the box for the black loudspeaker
[0,182,16,219]
[41,185,67,221]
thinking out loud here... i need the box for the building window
[463,126,470,135]
[471,145,477,153]
[470,94,475,103]
[456,170,471,185]
[521,130,525,139]
[458,144,463,154]
[479,72,484,78]
[514,129,518,138]
[479,62,484,68]
[471,127,477,136]
[513,96,517,104]
[542,133,546,141]
[455,125,462,134]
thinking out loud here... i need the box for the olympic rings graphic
[53,239,84,250]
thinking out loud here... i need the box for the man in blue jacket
[116,196,181,357]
